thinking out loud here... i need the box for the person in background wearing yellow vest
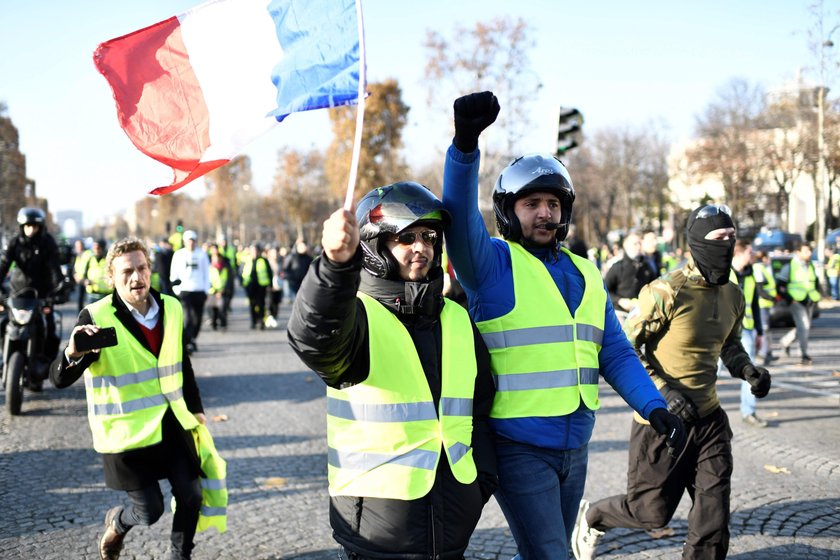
[731,239,767,427]
[443,92,685,560]
[604,231,658,324]
[207,244,229,331]
[576,205,772,560]
[73,239,92,313]
[49,237,209,560]
[84,239,111,305]
[241,242,271,330]
[216,237,237,318]
[752,250,778,365]
[777,241,821,365]
[824,245,840,300]
[287,182,498,559]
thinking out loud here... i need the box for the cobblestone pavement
[1,295,838,559]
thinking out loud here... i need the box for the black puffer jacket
[604,254,658,310]
[287,249,497,559]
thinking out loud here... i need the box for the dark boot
[99,506,128,560]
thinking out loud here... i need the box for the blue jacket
[443,145,667,450]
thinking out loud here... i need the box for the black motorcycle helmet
[17,207,46,235]
[492,153,575,242]
[356,181,451,279]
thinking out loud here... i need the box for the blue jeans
[740,328,757,417]
[494,439,588,560]
[829,276,839,300]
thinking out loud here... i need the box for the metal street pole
[817,80,827,258]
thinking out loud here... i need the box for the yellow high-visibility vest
[192,424,228,533]
[74,249,92,280]
[788,260,820,302]
[730,269,756,331]
[85,294,198,454]
[753,262,776,309]
[86,257,111,294]
[326,293,478,499]
[209,266,228,294]
[827,254,840,279]
[241,257,270,287]
[477,241,603,419]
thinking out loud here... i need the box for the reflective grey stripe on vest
[576,324,604,345]
[448,442,471,464]
[327,398,437,422]
[440,397,473,417]
[89,387,184,416]
[328,446,438,471]
[201,478,227,491]
[579,368,599,385]
[200,506,226,517]
[494,368,599,391]
[86,362,183,390]
[481,325,574,350]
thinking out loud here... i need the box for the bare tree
[565,122,671,244]
[203,155,252,241]
[423,18,542,224]
[271,148,329,243]
[325,80,410,206]
[424,18,539,155]
[684,79,767,226]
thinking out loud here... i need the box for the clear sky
[0,0,824,228]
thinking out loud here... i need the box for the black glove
[648,407,688,458]
[741,364,771,398]
[659,385,700,424]
[453,91,500,153]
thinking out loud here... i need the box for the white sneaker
[572,499,604,560]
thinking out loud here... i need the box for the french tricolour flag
[94,0,361,195]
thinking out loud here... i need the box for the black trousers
[247,287,267,328]
[178,292,207,345]
[114,441,202,559]
[588,407,733,560]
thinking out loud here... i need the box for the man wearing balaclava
[575,205,773,560]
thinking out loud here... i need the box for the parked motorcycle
[1,287,63,415]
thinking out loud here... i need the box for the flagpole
[343,0,366,211]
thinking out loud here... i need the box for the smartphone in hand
[74,327,118,352]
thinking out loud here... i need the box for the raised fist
[453,91,500,153]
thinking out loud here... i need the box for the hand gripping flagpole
[343,0,366,211]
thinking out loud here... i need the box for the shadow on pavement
[197,371,325,407]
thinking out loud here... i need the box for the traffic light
[557,107,583,155]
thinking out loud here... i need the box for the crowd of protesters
[65,232,315,343]
[5,85,833,559]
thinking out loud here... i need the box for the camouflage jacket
[624,257,752,418]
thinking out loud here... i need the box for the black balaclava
[686,206,736,285]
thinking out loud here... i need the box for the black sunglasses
[395,230,439,247]
[696,204,732,219]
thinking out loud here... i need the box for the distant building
[667,72,831,240]
[0,108,34,238]
[56,210,84,239]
